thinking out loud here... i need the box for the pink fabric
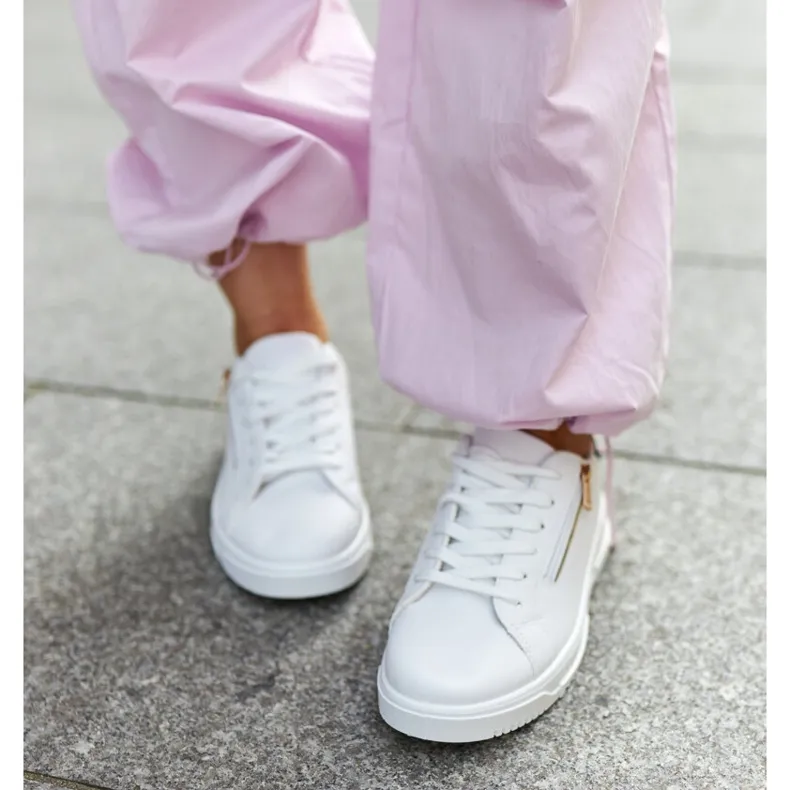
[72,0,373,262]
[72,0,675,435]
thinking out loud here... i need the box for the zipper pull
[216,368,231,405]
[581,462,593,511]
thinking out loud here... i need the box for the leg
[72,0,375,599]
[213,242,328,353]
[368,0,674,436]
[371,1,674,741]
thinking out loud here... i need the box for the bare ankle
[213,241,329,354]
[524,423,593,458]
[234,314,328,354]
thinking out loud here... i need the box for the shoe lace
[234,360,344,488]
[417,451,560,604]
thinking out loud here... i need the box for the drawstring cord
[192,239,252,280]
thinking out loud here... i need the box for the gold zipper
[581,462,593,511]
[553,462,593,581]
[216,368,231,405]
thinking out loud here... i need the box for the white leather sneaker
[378,429,613,742]
[210,332,372,599]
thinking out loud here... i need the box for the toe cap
[382,587,534,706]
[225,472,362,564]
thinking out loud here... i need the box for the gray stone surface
[674,146,765,257]
[25,108,122,213]
[666,0,765,75]
[674,83,765,145]
[667,2,767,261]
[409,266,766,469]
[25,396,764,790]
[619,267,765,468]
[352,0,379,40]
[24,0,103,105]
[24,0,121,212]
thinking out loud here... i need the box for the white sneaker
[378,429,613,742]
[210,332,372,599]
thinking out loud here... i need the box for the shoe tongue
[242,332,327,370]
[471,428,555,465]
[453,429,553,534]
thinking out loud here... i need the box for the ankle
[214,241,330,354]
[523,423,593,458]
[234,314,328,354]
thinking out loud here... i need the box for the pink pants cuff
[73,0,675,435]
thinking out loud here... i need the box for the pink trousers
[73,0,675,435]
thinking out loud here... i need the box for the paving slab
[666,0,765,76]
[619,266,765,468]
[25,395,765,790]
[674,146,765,257]
[674,84,765,145]
[24,0,102,106]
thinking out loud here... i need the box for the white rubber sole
[378,514,613,743]
[210,507,373,600]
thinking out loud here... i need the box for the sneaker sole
[210,507,373,600]
[377,511,613,743]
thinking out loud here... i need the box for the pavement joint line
[669,64,766,86]
[673,252,765,271]
[395,402,426,431]
[24,771,120,790]
[25,198,109,219]
[24,378,223,413]
[24,377,766,478]
[678,133,765,154]
[611,449,765,478]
